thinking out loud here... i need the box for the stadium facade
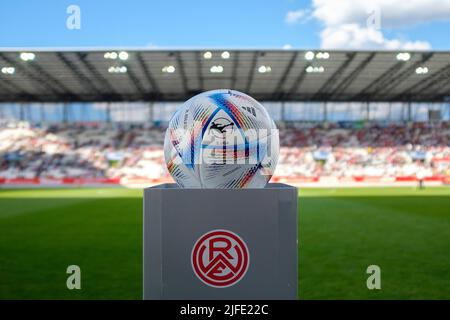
[1,49,450,122]
[0,49,449,187]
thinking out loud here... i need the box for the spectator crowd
[0,121,449,182]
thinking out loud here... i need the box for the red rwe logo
[191,229,250,288]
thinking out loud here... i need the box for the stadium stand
[1,50,449,186]
[1,120,448,186]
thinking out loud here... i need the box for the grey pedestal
[143,183,298,300]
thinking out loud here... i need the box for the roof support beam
[0,76,29,96]
[75,53,119,98]
[27,60,77,98]
[394,63,450,100]
[1,53,79,100]
[329,52,375,100]
[313,52,356,100]
[175,52,189,96]
[354,61,404,100]
[136,53,161,97]
[245,51,259,93]
[430,76,450,95]
[286,63,309,99]
[372,53,434,98]
[0,52,61,96]
[231,51,239,90]
[0,78,38,101]
[196,51,204,92]
[126,65,146,98]
[0,79,14,94]
[56,52,102,95]
[412,65,450,98]
[274,51,299,99]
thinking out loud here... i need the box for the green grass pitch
[0,187,449,299]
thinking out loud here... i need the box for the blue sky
[0,0,449,49]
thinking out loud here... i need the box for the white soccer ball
[164,89,279,188]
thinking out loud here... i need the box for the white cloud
[313,0,450,28]
[282,44,293,50]
[290,0,450,49]
[320,23,431,50]
[285,9,308,24]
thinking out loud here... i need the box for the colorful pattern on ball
[164,89,279,188]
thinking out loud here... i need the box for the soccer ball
[164,89,279,188]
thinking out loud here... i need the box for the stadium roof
[0,49,449,103]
